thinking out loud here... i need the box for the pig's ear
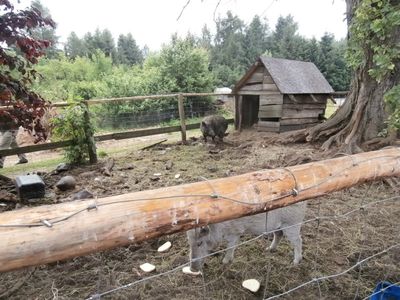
[199,226,210,235]
[201,121,207,128]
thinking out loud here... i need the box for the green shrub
[52,100,95,164]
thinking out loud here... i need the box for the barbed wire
[85,193,400,299]
[1,154,399,229]
[264,244,400,300]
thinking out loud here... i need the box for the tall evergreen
[65,32,87,59]
[31,0,59,58]
[117,33,143,65]
[244,16,269,66]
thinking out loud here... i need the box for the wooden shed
[233,56,334,132]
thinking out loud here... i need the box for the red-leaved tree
[0,0,55,141]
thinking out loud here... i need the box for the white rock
[157,241,172,253]
[242,279,260,293]
[140,263,156,273]
[153,173,162,177]
[174,174,181,179]
[182,266,201,276]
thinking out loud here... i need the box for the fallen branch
[139,139,168,151]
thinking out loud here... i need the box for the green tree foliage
[244,15,269,66]
[85,29,116,60]
[158,36,213,93]
[33,35,215,129]
[270,15,302,59]
[198,25,213,51]
[65,29,117,62]
[116,33,143,65]
[314,33,351,91]
[345,0,400,132]
[30,0,59,58]
[65,32,87,59]
[212,11,246,73]
[52,100,95,164]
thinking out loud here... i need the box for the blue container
[370,281,400,300]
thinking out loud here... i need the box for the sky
[19,0,348,50]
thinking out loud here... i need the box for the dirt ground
[0,130,399,300]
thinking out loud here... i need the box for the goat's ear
[199,226,210,235]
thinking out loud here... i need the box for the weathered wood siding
[237,65,328,132]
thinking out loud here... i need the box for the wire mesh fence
[0,175,399,299]
[89,95,233,133]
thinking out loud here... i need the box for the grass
[0,127,207,177]
[0,156,64,177]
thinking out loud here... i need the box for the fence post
[178,94,187,143]
[83,101,97,163]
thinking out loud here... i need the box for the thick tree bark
[286,0,400,153]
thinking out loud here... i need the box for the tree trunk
[296,0,400,153]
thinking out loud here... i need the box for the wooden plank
[282,109,324,119]
[258,107,282,118]
[238,90,281,96]
[241,84,263,91]
[258,104,283,113]
[331,91,349,97]
[178,94,187,143]
[0,140,73,156]
[0,148,399,273]
[263,75,274,84]
[283,95,326,104]
[95,120,235,142]
[238,96,243,131]
[280,118,320,125]
[262,83,279,92]
[86,92,234,105]
[282,103,326,110]
[83,102,97,164]
[257,126,280,132]
[310,94,320,103]
[234,95,239,130]
[233,61,261,93]
[257,121,280,128]
[246,72,264,84]
[288,94,298,103]
[260,94,283,105]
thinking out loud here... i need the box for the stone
[165,161,173,170]
[55,163,70,173]
[71,189,94,200]
[55,176,76,191]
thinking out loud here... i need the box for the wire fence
[89,95,231,133]
[0,151,399,299]
[79,192,399,300]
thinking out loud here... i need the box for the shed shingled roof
[236,57,334,94]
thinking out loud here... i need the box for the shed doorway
[241,95,259,128]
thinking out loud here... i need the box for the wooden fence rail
[0,90,235,158]
[0,90,347,159]
[0,148,398,272]
[0,120,234,157]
